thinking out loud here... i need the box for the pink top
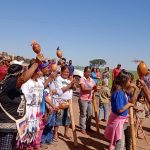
[0,65,8,81]
[96,72,101,78]
[79,77,95,101]
[104,112,128,150]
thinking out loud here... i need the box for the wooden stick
[129,107,137,150]
[69,100,78,146]
[93,93,99,133]
[136,116,149,145]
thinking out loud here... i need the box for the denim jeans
[114,125,125,150]
[124,123,131,150]
[78,99,93,130]
[115,124,127,150]
[41,112,56,144]
[98,103,109,120]
[55,108,70,126]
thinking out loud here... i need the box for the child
[135,94,147,139]
[41,88,58,148]
[98,79,111,122]
[104,70,138,150]
[102,67,110,86]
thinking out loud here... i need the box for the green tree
[89,59,106,67]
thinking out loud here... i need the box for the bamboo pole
[69,100,78,146]
[129,107,137,150]
[93,93,99,133]
[136,115,149,145]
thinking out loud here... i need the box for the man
[68,60,74,80]
[112,64,122,81]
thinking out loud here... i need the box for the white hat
[10,60,24,65]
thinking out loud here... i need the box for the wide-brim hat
[8,64,23,74]
[10,60,24,65]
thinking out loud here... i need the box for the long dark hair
[111,69,131,93]
[84,66,91,73]
[61,65,69,73]
[137,93,145,102]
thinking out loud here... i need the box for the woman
[136,79,150,104]
[0,60,39,150]
[52,65,76,141]
[20,63,44,150]
[79,66,97,134]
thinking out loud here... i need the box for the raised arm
[128,83,139,104]
[44,72,57,88]
[16,63,38,88]
[138,79,150,103]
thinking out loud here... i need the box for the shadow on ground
[58,134,108,150]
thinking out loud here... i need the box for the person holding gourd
[0,58,40,150]
[137,61,150,103]
[49,65,77,141]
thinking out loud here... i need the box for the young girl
[104,70,138,150]
[79,66,97,134]
[51,65,76,141]
[135,94,147,139]
[41,87,58,148]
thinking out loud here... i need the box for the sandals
[64,135,72,140]
[40,144,48,149]
[48,142,57,147]
[53,138,58,142]
[81,129,87,135]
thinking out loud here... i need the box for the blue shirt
[68,65,74,76]
[91,72,98,84]
[111,90,128,116]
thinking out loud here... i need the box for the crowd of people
[0,43,150,150]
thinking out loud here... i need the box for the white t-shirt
[21,79,44,132]
[21,79,44,117]
[49,76,73,106]
[38,76,48,85]
[21,79,44,105]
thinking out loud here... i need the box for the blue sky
[0,0,150,70]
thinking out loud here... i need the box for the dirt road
[47,91,150,150]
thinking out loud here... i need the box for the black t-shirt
[0,76,25,124]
